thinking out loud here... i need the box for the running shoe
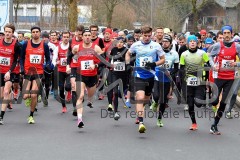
[189,123,198,130]
[87,102,93,108]
[98,93,104,100]
[77,118,84,128]
[0,117,3,125]
[25,98,32,108]
[157,119,164,127]
[138,122,146,133]
[66,91,72,102]
[226,112,233,119]
[107,104,113,111]
[150,101,158,112]
[135,117,140,124]
[184,104,189,111]
[7,103,13,110]
[125,101,131,108]
[114,112,120,121]
[72,107,77,116]
[37,95,42,103]
[62,107,67,113]
[210,125,221,135]
[28,116,35,124]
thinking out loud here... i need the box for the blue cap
[221,25,232,33]
[205,38,214,44]
[187,35,198,44]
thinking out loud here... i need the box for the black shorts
[76,74,98,88]
[11,73,20,83]
[24,74,43,81]
[70,68,77,78]
[0,73,15,87]
[134,77,154,96]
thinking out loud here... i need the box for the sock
[126,99,130,103]
[0,111,5,118]
[30,111,34,117]
[78,114,82,120]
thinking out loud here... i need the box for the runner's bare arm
[125,50,131,64]
[94,45,104,55]
[72,45,79,54]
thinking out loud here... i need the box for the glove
[145,62,156,70]
[126,64,132,71]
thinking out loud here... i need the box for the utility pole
[9,0,13,23]
[150,0,153,28]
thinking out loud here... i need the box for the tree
[68,0,78,31]
[102,0,123,28]
[53,0,59,29]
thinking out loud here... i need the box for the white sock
[78,114,82,120]
[126,99,130,102]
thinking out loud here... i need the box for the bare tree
[102,0,123,28]
[68,0,78,31]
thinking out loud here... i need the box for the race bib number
[139,57,152,67]
[60,58,67,66]
[114,62,125,71]
[162,60,172,69]
[30,55,42,64]
[221,59,234,68]
[81,60,94,70]
[187,77,199,86]
[0,57,10,66]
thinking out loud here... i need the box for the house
[13,3,92,30]
[182,0,240,32]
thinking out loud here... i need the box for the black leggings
[182,82,205,124]
[58,72,70,107]
[107,71,128,112]
[212,79,234,125]
[153,81,170,119]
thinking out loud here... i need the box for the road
[0,94,240,160]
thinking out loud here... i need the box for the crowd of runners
[0,23,240,135]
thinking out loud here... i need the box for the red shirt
[57,45,68,72]
[25,40,45,75]
[70,37,82,68]
[217,41,237,80]
[0,39,16,73]
[77,43,100,76]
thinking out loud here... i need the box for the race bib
[0,57,10,66]
[221,59,234,68]
[60,58,67,66]
[30,54,42,64]
[114,62,125,71]
[162,60,172,69]
[187,77,199,86]
[139,57,153,67]
[81,60,94,70]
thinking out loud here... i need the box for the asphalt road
[0,94,240,160]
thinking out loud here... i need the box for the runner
[20,26,51,124]
[180,35,209,131]
[125,25,165,133]
[107,37,128,120]
[151,34,179,127]
[209,25,240,135]
[0,23,21,125]
[52,30,71,113]
[71,29,103,128]
[66,25,84,116]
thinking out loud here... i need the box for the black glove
[126,64,132,72]
[145,62,156,70]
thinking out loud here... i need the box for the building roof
[214,0,240,8]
